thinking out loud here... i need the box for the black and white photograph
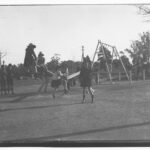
[1,1,150,147]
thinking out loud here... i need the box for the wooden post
[114,47,130,81]
[119,72,121,81]
[143,69,146,80]
[97,73,100,84]
[129,71,132,82]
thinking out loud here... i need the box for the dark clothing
[37,57,45,66]
[24,48,36,67]
[51,79,61,88]
[37,65,52,79]
[0,66,7,94]
[6,67,14,93]
[80,67,92,87]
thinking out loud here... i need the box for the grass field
[1,79,150,144]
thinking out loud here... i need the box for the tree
[125,32,150,65]
[120,55,132,71]
[125,32,150,79]
[136,5,150,22]
[51,53,61,65]
[137,5,150,15]
[47,53,61,71]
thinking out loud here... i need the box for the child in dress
[62,64,69,94]
[37,52,51,93]
[51,65,62,98]
[80,56,94,103]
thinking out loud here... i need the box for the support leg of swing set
[113,47,132,84]
[100,41,113,84]
[92,41,100,68]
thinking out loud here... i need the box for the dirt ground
[1,79,150,144]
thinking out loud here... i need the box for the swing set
[92,40,131,83]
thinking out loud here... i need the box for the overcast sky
[0,5,150,65]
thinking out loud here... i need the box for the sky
[0,4,150,65]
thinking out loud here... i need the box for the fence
[93,70,150,84]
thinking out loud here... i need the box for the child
[6,64,14,95]
[80,56,94,103]
[38,65,50,93]
[51,65,62,98]
[0,64,7,95]
[62,64,69,94]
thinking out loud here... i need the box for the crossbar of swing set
[98,40,115,49]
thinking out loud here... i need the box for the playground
[2,5,150,147]
[1,79,150,143]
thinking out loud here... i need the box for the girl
[51,65,62,98]
[80,56,94,103]
[62,64,69,94]
[37,52,52,93]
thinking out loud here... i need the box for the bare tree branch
[137,5,150,15]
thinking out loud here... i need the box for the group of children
[46,55,95,102]
[0,63,14,95]
[0,43,95,103]
[23,43,95,102]
[36,50,69,98]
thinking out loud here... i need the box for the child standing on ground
[6,64,14,95]
[0,64,7,95]
[62,64,69,94]
[80,56,94,103]
[51,65,62,98]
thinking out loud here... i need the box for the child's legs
[52,87,57,98]
[38,78,45,92]
[7,82,10,93]
[10,79,14,93]
[63,80,68,92]
[44,77,49,92]
[88,86,94,102]
[2,79,7,94]
[88,87,94,96]
[83,87,86,99]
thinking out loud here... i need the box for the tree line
[4,31,150,80]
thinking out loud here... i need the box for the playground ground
[1,79,150,144]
